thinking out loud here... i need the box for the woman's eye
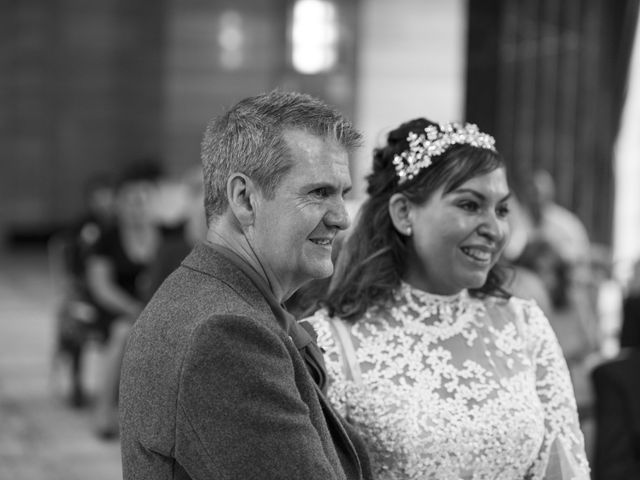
[497,204,510,218]
[459,201,478,212]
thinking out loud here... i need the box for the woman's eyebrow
[451,188,512,202]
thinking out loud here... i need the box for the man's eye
[312,188,329,198]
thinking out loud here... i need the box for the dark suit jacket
[119,242,371,480]
[591,349,640,480]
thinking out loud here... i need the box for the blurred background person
[527,169,591,271]
[85,158,164,438]
[141,165,207,302]
[50,173,117,408]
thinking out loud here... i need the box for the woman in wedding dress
[303,118,590,479]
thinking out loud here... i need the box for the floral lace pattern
[305,283,590,480]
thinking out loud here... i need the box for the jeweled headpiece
[392,122,496,185]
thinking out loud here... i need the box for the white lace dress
[304,282,590,480]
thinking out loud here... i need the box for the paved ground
[0,247,121,480]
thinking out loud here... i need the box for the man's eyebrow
[305,182,352,195]
[451,188,512,202]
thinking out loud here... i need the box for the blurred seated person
[85,158,163,438]
[61,173,118,295]
[52,173,117,407]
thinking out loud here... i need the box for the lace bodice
[305,283,590,480]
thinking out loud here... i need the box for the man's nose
[325,199,351,231]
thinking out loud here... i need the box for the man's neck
[205,223,288,303]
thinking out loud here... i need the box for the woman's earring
[406,226,412,236]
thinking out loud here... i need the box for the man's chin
[307,263,334,281]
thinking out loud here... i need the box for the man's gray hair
[201,90,362,224]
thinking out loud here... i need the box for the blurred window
[290,0,338,74]
[218,10,244,70]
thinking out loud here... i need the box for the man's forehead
[290,160,352,188]
[282,139,350,188]
[283,129,346,160]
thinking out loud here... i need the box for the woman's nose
[478,212,505,241]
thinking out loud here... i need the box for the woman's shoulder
[483,294,550,332]
[495,295,560,351]
[506,294,545,313]
[480,292,543,315]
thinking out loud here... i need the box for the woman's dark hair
[324,118,510,321]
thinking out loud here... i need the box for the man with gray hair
[119,90,372,479]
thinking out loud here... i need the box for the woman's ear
[388,193,413,237]
[227,173,257,227]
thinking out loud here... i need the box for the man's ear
[227,173,258,227]
[388,193,413,237]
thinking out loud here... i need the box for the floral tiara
[392,122,496,185]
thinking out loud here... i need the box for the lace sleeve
[517,300,591,480]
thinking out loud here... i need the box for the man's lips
[309,238,333,246]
